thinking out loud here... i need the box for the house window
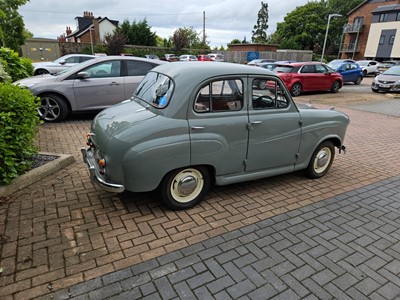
[379,35,385,45]
[379,13,388,22]
[389,35,395,45]
[397,12,400,21]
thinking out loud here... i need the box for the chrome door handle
[251,121,262,124]
[110,82,120,86]
[191,126,204,130]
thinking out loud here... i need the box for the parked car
[32,54,96,75]
[208,53,224,62]
[371,65,400,93]
[179,55,198,61]
[327,60,363,84]
[14,56,166,122]
[273,62,343,96]
[257,62,279,71]
[197,54,213,61]
[81,62,349,210]
[356,60,379,76]
[145,54,159,60]
[161,54,179,62]
[247,58,276,66]
[377,60,400,73]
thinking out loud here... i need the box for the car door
[188,78,249,175]
[246,77,302,173]
[315,64,334,90]
[123,60,158,98]
[298,64,318,91]
[339,63,355,82]
[72,60,125,110]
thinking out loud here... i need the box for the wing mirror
[77,72,90,79]
[59,59,66,65]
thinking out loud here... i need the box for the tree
[251,1,269,44]
[269,0,363,54]
[230,39,242,45]
[115,18,157,46]
[0,0,29,51]
[103,32,126,55]
[171,27,208,52]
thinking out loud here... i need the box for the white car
[179,55,198,61]
[356,60,379,76]
[208,53,225,62]
[33,54,96,75]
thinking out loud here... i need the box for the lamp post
[321,13,342,62]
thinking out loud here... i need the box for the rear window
[133,72,174,108]
[274,66,294,73]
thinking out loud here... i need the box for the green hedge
[0,83,42,184]
[0,48,33,82]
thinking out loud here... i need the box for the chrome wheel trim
[292,84,301,96]
[170,168,204,203]
[38,96,61,121]
[313,146,332,174]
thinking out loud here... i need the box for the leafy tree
[270,0,363,54]
[103,32,126,55]
[252,1,269,43]
[230,39,242,45]
[171,27,208,51]
[0,0,29,51]
[115,19,157,46]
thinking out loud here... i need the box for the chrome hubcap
[177,175,197,196]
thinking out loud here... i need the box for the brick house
[58,11,118,45]
[340,0,400,60]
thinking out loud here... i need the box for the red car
[274,62,343,96]
[197,54,213,61]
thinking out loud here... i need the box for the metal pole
[321,14,342,62]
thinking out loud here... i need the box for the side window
[252,78,289,110]
[315,64,328,73]
[300,65,315,73]
[83,60,121,78]
[65,56,80,63]
[80,56,94,63]
[126,61,155,76]
[194,79,243,113]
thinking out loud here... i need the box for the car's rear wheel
[34,69,50,75]
[160,166,211,210]
[305,141,335,179]
[290,83,302,96]
[362,70,368,77]
[354,76,362,85]
[330,81,341,93]
[38,94,69,122]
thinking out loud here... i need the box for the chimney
[83,11,94,18]
[66,26,72,35]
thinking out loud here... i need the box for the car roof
[279,61,324,67]
[152,61,275,80]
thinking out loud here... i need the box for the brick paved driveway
[1,83,400,299]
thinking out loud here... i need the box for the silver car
[32,54,96,75]
[371,65,400,93]
[15,56,166,122]
[82,62,349,210]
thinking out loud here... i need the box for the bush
[0,47,33,82]
[0,83,42,184]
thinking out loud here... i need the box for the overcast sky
[19,0,311,48]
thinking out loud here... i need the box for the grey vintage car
[82,62,349,210]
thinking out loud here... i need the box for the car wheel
[362,70,367,77]
[305,141,335,179]
[330,81,341,93]
[354,76,362,85]
[38,94,69,122]
[34,69,50,75]
[290,83,302,96]
[160,166,211,210]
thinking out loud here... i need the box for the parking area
[1,79,400,299]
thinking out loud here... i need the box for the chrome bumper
[81,147,125,193]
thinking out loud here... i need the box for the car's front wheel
[160,166,211,210]
[290,83,302,96]
[305,141,335,179]
[330,81,341,93]
[38,94,69,122]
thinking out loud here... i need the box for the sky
[19,0,311,48]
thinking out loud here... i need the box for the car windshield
[132,71,174,108]
[52,57,101,76]
[327,61,342,69]
[357,61,368,66]
[383,66,400,75]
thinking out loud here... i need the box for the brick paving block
[281,273,310,298]
[226,279,256,299]
[173,281,196,299]
[376,282,400,299]
[153,276,177,299]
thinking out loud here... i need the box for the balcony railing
[343,23,364,33]
[340,43,360,53]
